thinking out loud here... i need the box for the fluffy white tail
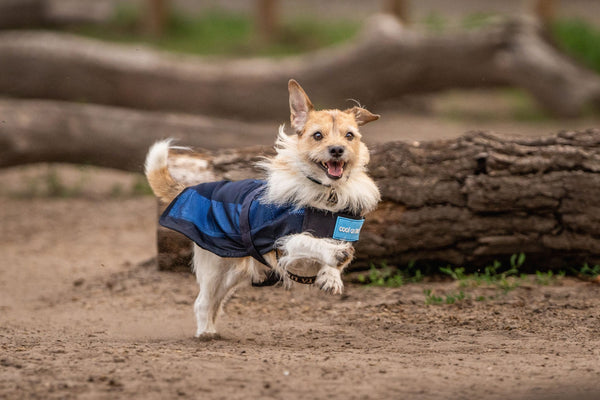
[144,139,185,203]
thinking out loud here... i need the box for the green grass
[551,18,600,75]
[69,7,360,57]
[424,289,467,305]
[439,253,526,293]
[573,262,600,281]
[357,260,424,287]
[356,254,599,305]
[535,270,565,285]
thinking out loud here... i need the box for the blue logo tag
[332,217,364,242]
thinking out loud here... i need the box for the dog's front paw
[335,245,355,267]
[315,266,344,295]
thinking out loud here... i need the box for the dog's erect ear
[345,106,380,126]
[288,79,314,134]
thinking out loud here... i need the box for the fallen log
[1,15,599,118]
[0,99,272,172]
[155,129,600,272]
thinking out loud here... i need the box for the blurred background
[0,0,599,196]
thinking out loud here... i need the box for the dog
[144,79,380,337]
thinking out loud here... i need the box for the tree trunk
[143,0,168,37]
[1,15,599,119]
[533,0,557,24]
[255,0,279,41]
[152,129,600,272]
[0,99,273,172]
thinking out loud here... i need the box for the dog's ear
[288,79,314,134]
[345,106,380,126]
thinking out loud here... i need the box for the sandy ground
[1,195,599,400]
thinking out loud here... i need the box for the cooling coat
[159,179,365,267]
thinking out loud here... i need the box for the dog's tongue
[326,161,344,178]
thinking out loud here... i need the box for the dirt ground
[1,196,599,400]
[1,91,600,399]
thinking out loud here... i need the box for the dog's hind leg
[192,246,252,338]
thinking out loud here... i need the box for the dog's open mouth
[317,160,345,180]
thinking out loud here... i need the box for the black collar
[306,174,331,187]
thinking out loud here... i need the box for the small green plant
[357,263,403,287]
[573,263,600,281]
[439,265,467,282]
[424,289,468,305]
[439,253,525,293]
[357,261,425,287]
[510,252,526,269]
[535,270,565,286]
[424,289,443,305]
[444,290,467,304]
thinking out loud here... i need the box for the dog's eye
[345,132,354,141]
[313,132,323,141]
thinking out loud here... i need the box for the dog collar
[305,175,339,205]
[306,174,330,187]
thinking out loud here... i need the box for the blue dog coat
[159,179,365,267]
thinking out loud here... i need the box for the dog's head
[288,79,379,184]
[262,79,381,214]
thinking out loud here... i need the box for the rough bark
[153,129,600,272]
[0,99,272,172]
[1,16,599,119]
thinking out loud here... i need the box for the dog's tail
[144,139,186,203]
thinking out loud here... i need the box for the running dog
[145,79,380,337]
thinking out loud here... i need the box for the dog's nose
[328,146,345,158]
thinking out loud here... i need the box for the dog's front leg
[277,233,354,294]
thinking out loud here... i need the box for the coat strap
[240,186,271,268]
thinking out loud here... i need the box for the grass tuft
[357,260,424,287]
